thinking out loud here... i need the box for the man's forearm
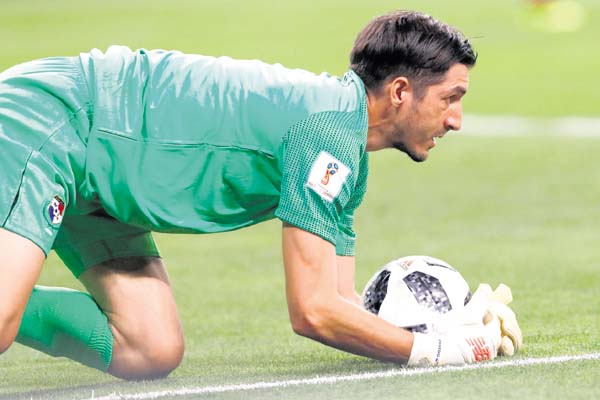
[282,224,413,362]
[336,256,363,306]
[282,225,500,366]
[293,291,415,362]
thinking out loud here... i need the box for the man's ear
[390,77,410,107]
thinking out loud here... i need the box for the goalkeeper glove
[407,315,501,366]
[467,283,523,356]
[488,284,523,356]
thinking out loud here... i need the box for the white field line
[461,114,600,137]
[88,353,600,400]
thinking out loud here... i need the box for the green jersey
[0,46,368,274]
[79,46,369,255]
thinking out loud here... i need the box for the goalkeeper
[0,10,519,379]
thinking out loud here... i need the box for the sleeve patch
[305,151,351,203]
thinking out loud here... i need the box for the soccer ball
[362,255,472,333]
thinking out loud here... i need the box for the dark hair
[350,10,477,97]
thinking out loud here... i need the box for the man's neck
[365,89,394,152]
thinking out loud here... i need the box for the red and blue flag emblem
[47,195,65,225]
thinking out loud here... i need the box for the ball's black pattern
[404,323,429,333]
[363,269,391,314]
[402,271,452,314]
[464,290,472,306]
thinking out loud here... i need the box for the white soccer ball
[362,255,472,333]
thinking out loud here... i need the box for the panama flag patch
[47,195,65,225]
[306,151,351,202]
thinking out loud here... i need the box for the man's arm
[336,256,362,306]
[282,223,414,362]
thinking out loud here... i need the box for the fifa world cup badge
[320,162,339,185]
[46,195,66,226]
[306,151,350,202]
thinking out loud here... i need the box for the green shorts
[0,57,159,277]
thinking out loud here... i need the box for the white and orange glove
[457,282,522,356]
[488,283,523,356]
[407,282,522,366]
[408,317,501,366]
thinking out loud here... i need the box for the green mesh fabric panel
[335,151,368,255]
[274,100,368,256]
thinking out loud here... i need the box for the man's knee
[142,332,185,376]
[0,316,18,354]
[110,328,185,380]
[79,256,184,379]
[0,305,23,354]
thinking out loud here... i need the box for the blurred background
[1,0,599,116]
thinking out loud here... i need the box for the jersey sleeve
[0,150,70,257]
[274,111,366,254]
[335,152,368,256]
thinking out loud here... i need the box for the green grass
[1,0,599,399]
[2,136,599,399]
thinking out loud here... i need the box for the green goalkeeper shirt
[79,46,369,255]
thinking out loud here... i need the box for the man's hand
[465,283,523,357]
[488,284,523,356]
[408,313,501,366]
[408,281,525,366]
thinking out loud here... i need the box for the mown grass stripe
[88,353,600,400]
[461,114,600,137]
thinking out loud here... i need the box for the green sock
[16,286,113,372]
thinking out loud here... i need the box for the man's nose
[445,104,463,131]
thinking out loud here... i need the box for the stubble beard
[393,141,428,162]
[393,103,429,163]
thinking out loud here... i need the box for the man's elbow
[290,314,317,339]
[288,302,330,340]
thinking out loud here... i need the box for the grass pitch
[1,0,599,399]
[3,135,598,399]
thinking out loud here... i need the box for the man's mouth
[432,132,446,144]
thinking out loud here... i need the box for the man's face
[390,63,470,162]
